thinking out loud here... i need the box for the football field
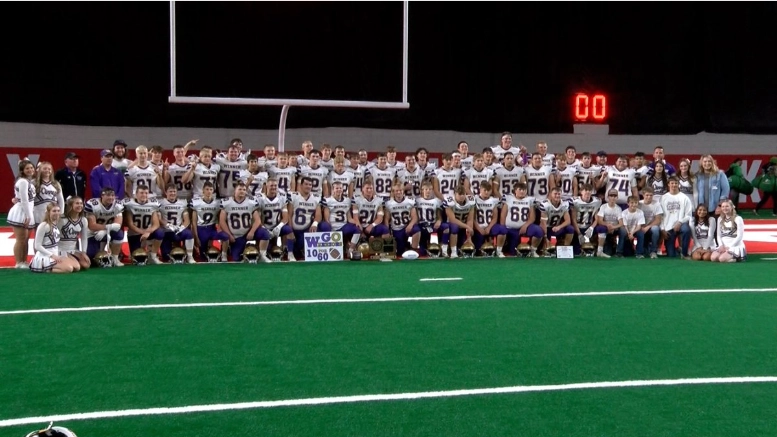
[1,257,776,436]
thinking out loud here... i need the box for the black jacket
[55,167,87,200]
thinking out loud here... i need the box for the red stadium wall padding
[0,147,772,212]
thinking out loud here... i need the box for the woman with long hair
[646,160,669,204]
[58,196,91,270]
[7,159,37,268]
[33,161,65,226]
[677,158,695,205]
[690,204,716,261]
[695,154,730,216]
[710,199,746,263]
[29,203,80,273]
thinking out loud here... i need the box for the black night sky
[1,2,776,134]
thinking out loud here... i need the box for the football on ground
[401,250,419,260]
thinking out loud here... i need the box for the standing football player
[298,149,330,198]
[214,143,248,199]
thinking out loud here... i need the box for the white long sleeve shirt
[660,191,693,230]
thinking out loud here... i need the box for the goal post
[168,0,410,152]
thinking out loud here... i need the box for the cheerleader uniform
[690,216,716,253]
[717,215,747,261]
[647,176,667,204]
[58,216,89,255]
[33,180,65,226]
[678,175,695,205]
[7,178,36,229]
[29,222,61,272]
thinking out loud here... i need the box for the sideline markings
[2,287,777,317]
[2,376,776,428]
[419,277,462,282]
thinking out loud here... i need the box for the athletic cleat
[186,255,197,264]
[597,251,611,259]
[636,254,645,259]
[650,252,658,259]
[449,251,459,259]
[149,254,163,265]
[111,256,125,267]
[496,251,505,258]
[260,254,272,264]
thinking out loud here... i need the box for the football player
[575,152,602,194]
[414,181,447,256]
[214,143,248,199]
[266,152,297,196]
[328,157,354,198]
[257,178,293,257]
[540,187,575,248]
[536,141,556,168]
[183,146,220,199]
[220,181,269,262]
[398,154,424,199]
[525,152,554,203]
[286,177,322,261]
[85,187,125,266]
[352,180,390,241]
[564,145,581,170]
[240,154,269,197]
[296,140,314,168]
[473,183,506,257]
[125,145,164,201]
[385,145,405,171]
[158,184,196,263]
[458,141,473,172]
[190,182,229,261]
[111,140,133,176]
[463,153,494,197]
[498,182,543,257]
[443,185,475,258]
[368,153,397,201]
[570,183,605,255]
[166,144,194,200]
[491,131,524,164]
[347,152,369,198]
[333,145,351,168]
[383,184,420,256]
[123,185,164,264]
[600,154,639,209]
[258,144,278,171]
[553,153,578,201]
[298,149,329,198]
[433,153,462,201]
[415,147,437,180]
[493,151,525,198]
[320,181,361,256]
[319,144,335,172]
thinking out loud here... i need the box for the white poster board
[303,231,344,262]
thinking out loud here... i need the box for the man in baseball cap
[90,149,124,198]
[55,152,86,199]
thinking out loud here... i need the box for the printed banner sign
[303,231,344,262]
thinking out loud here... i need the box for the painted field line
[419,277,462,282]
[2,376,776,428]
[2,287,777,317]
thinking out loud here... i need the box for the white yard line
[2,287,777,317]
[1,376,775,428]
[419,277,462,281]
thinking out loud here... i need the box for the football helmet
[243,245,259,263]
[545,244,557,258]
[427,243,441,258]
[24,423,78,437]
[93,252,112,268]
[581,242,596,257]
[358,242,371,258]
[460,241,476,258]
[169,247,187,264]
[481,241,496,257]
[516,243,532,258]
[131,249,148,266]
[269,245,284,262]
[205,247,221,263]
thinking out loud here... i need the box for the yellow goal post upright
[167,1,410,152]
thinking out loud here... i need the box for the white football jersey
[214,156,248,198]
[258,193,288,230]
[491,146,522,163]
[571,196,602,228]
[123,198,160,236]
[398,166,425,198]
[415,196,442,225]
[126,164,160,199]
[288,191,322,231]
[434,167,462,199]
[474,195,501,227]
[540,199,570,227]
[384,197,416,231]
[349,165,369,197]
[299,165,329,197]
[502,195,536,229]
[493,165,525,198]
[576,164,602,190]
[524,165,553,202]
[465,167,494,197]
[460,155,474,172]
[221,196,259,237]
[84,198,123,237]
[323,195,352,231]
[417,161,437,180]
[267,165,298,195]
[369,165,397,200]
[168,162,193,200]
[190,196,222,227]
[239,170,268,198]
[158,198,189,228]
[191,163,221,198]
[443,195,475,222]
[555,166,578,200]
[328,170,355,195]
[605,167,638,204]
[353,194,384,227]
[319,158,336,173]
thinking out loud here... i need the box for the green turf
[1,258,776,436]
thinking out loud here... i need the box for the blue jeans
[618,228,645,256]
[664,223,691,257]
[643,225,661,255]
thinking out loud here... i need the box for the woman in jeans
[695,155,730,216]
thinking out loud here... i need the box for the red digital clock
[574,93,607,122]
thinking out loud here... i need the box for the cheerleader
[58,196,91,270]
[29,203,80,273]
[677,158,696,205]
[711,199,746,263]
[8,159,36,268]
[646,160,669,204]
[690,204,716,261]
[33,161,66,226]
